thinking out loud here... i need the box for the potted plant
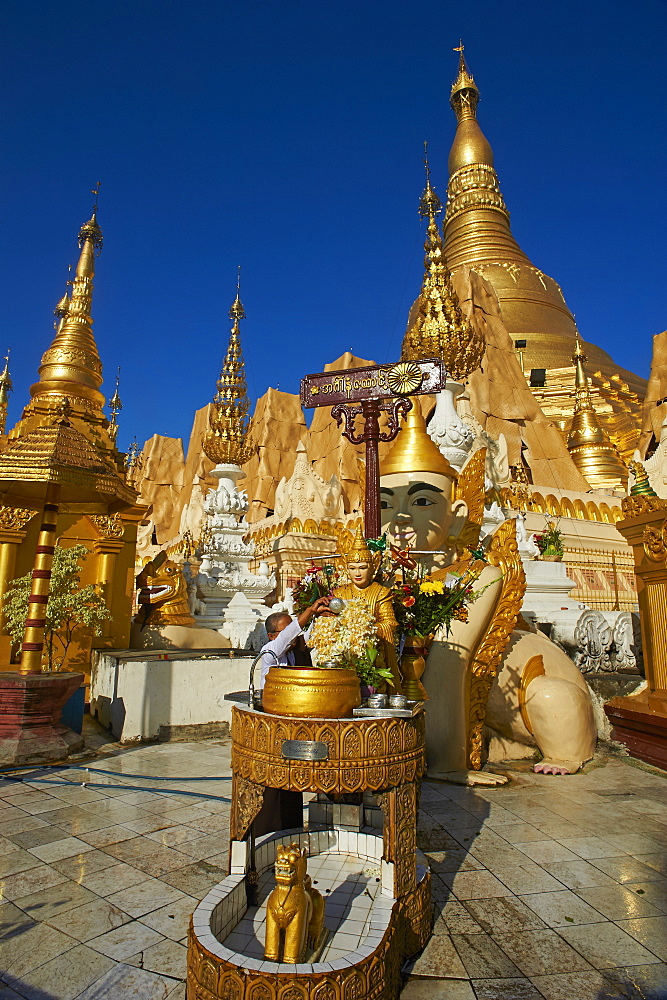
[4,543,111,732]
[533,518,564,562]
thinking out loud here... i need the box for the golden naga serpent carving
[467,518,525,770]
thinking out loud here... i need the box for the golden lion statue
[264,843,324,963]
[130,552,229,651]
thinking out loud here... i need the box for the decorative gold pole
[0,351,13,435]
[20,482,61,674]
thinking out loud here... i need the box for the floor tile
[554,836,629,860]
[401,980,476,1000]
[139,894,199,941]
[0,815,49,837]
[8,825,71,850]
[494,928,592,976]
[45,896,133,941]
[86,920,165,960]
[514,841,580,865]
[75,961,183,999]
[495,823,553,844]
[50,847,119,879]
[28,835,96,863]
[542,859,618,890]
[615,915,667,962]
[493,864,565,895]
[529,970,622,999]
[79,824,140,847]
[558,921,663,969]
[78,861,149,896]
[106,878,187,918]
[161,860,228,898]
[131,937,188,978]
[602,962,667,1000]
[3,942,115,1000]
[441,869,512,900]
[405,931,468,978]
[590,855,667,884]
[575,884,663,920]
[0,849,44,878]
[634,853,667,877]
[0,919,76,978]
[602,834,667,856]
[519,888,607,928]
[621,879,667,914]
[432,900,484,936]
[12,879,99,920]
[472,978,543,1000]
[0,863,69,901]
[463,895,546,935]
[451,931,521,978]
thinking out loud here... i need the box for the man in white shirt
[259,596,332,689]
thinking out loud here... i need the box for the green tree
[4,543,111,672]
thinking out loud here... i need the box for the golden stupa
[408,47,645,460]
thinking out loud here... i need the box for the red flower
[402,596,416,607]
[402,585,412,593]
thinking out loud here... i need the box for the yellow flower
[420,580,444,595]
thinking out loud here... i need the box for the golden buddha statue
[333,525,402,693]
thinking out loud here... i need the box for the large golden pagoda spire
[30,197,105,412]
[567,336,627,489]
[203,271,254,466]
[402,144,485,381]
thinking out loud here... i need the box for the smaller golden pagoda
[0,353,13,435]
[402,146,485,381]
[203,273,254,466]
[567,337,628,490]
[0,198,143,668]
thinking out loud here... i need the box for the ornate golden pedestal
[187,706,431,1000]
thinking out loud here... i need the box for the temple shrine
[0,43,665,1000]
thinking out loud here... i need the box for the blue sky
[1,0,665,452]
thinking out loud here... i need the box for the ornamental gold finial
[629,460,658,497]
[30,194,106,412]
[203,274,254,466]
[402,151,485,381]
[450,41,480,123]
[0,350,13,434]
[108,367,122,442]
[566,335,627,489]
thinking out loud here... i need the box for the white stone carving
[611,613,637,671]
[427,382,475,472]
[274,440,343,521]
[196,463,275,646]
[639,407,667,497]
[574,609,613,672]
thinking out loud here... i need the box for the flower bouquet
[389,550,490,700]
[533,518,564,561]
[306,598,393,690]
[292,563,341,613]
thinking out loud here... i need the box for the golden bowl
[262,667,361,719]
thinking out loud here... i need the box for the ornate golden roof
[0,400,135,508]
[567,338,627,490]
[30,210,105,411]
[203,274,255,466]
[402,147,485,381]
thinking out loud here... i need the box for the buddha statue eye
[380,499,392,509]
[412,496,435,507]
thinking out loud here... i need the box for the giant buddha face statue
[380,406,468,558]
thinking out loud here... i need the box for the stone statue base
[0,671,84,766]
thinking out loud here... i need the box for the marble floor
[0,720,665,1000]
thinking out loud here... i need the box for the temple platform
[0,717,665,1000]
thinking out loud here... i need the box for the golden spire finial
[30,192,105,412]
[567,338,627,489]
[402,151,485,381]
[108,367,122,442]
[629,460,658,497]
[0,350,13,434]
[203,274,254,466]
[450,40,480,123]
